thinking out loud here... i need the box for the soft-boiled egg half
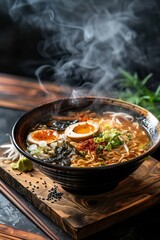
[27,129,58,144]
[65,120,99,142]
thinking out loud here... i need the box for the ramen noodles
[26,110,151,167]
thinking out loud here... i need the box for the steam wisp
[7,0,160,96]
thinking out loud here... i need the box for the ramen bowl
[12,97,160,194]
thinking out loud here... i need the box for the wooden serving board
[0,147,160,240]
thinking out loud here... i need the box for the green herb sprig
[116,70,160,119]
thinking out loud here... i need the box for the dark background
[0,0,160,87]
[0,2,160,239]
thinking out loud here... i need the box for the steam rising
[7,0,160,96]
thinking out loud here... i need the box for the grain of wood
[0,146,160,240]
[0,74,73,110]
[0,223,48,240]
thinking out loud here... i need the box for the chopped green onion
[94,128,124,152]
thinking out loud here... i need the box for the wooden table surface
[0,223,47,240]
[0,74,73,240]
[0,73,160,240]
[0,74,73,111]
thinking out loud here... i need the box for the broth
[26,110,151,167]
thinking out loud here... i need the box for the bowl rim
[12,96,160,171]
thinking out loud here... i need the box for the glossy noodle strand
[26,110,151,167]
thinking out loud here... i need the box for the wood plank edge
[0,165,77,240]
[0,178,60,240]
[1,159,160,240]
[77,194,160,239]
[0,223,47,240]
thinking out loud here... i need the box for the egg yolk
[31,130,57,142]
[73,123,95,134]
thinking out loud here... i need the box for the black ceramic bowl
[12,97,160,194]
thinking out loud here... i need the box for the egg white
[65,120,99,142]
